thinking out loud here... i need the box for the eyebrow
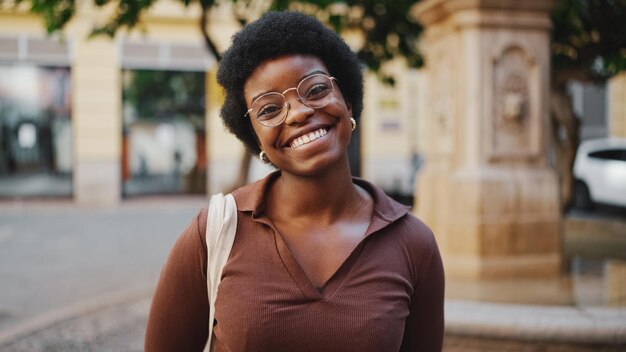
[249,70,329,105]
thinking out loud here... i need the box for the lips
[289,128,328,148]
[282,123,332,149]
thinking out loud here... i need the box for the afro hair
[216,10,364,156]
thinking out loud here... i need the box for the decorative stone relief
[501,73,528,128]
[491,46,537,159]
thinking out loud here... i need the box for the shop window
[0,64,72,198]
[121,69,206,196]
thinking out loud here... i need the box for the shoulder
[156,207,210,282]
[355,176,438,252]
[167,207,209,269]
[392,212,437,250]
[382,210,440,280]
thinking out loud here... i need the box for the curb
[446,299,626,344]
[0,283,154,346]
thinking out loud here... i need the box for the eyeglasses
[245,73,337,127]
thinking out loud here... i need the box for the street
[0,198,206,339]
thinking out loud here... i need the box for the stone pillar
[70,4,122,207]
[412,0,561,279]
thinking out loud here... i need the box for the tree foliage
[3,0,423,81]
[269,1,423,83]
[5,0,625,84]
[551,0,626,84]
[123,70,205,125]
[549,0,626,209]
[11,0,77,34]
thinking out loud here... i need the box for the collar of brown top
[232,170,410,223]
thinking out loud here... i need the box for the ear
[346,102,353,117]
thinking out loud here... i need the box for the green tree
[550,0,626,210]
[270,1,423,83]
[2,0,423,76]
[123,70,205,124]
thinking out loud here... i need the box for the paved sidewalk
[0,199,624,351]
[0,197,206,344]
[1,297,150,351]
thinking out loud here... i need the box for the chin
[280,152,349,178]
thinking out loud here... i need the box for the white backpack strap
[204,193,237,352]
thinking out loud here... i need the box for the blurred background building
[0,1,434,206]
[1,1,624,207]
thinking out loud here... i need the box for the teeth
[290,128,327,148]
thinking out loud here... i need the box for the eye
[256,103,283,120]
[304,83,331,100]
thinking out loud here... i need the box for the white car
[572,138,626,209]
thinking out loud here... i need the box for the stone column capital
[412,0,556,28]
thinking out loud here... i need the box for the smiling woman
[244,55,354,176]
[145,11,444,352]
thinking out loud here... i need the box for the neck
[269,160,361,224]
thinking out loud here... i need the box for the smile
[290,128,328,148]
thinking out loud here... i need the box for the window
[0,64,72,198]
[121,69,206,196]
[588,149,626,162]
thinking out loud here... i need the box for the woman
[145,11,444,352]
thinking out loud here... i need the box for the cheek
[329,94,351,116]
[251,123,280,149]
[319,101,346,120]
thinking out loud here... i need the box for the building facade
[0,1,425,206]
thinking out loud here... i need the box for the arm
[400,246,445,352]
[145,209,210,352]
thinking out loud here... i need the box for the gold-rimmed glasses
[245,73,336,127]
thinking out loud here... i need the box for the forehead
[244,55,328,99]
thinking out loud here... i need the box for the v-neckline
[269,214,390,300]
[273,231,364,300]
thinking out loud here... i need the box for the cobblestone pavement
[1,298,149,352]
[0,197,205,335]
[0,197,206,349]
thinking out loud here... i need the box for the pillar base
[444,253,561,280]
[417,166,561,279]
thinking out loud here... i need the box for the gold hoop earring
[350,117,357,131]
[259,150,270,164]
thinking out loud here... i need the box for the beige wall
[609,72,626,138]
[362,60,426,195]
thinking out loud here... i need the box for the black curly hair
[216,10,364,156]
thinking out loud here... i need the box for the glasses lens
[251,93,287,126]
[298,74,333,108]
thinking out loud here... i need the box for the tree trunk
[549,83,581,212]
[199,1,222,62]
[199,2,252,192]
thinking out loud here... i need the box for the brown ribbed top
[145,172,444,352]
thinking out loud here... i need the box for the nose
[283,95,314,126]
